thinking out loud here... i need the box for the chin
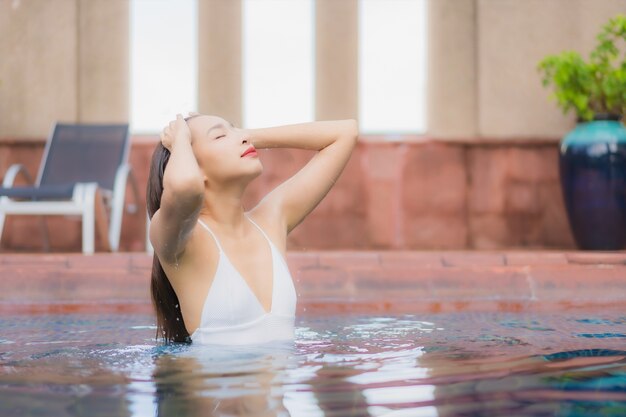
[252,164,263,178]
[250,158,263,171]
[239,163,263,182]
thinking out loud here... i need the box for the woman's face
[187,115,262,186]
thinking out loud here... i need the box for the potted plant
[538,14,626,250]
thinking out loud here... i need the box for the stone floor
[1,250,625,315]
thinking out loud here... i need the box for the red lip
[241,146,257,157]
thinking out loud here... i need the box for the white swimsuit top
[190,214,297,345]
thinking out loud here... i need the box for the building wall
[0,136,575,252]
[0,0,78,137]
[475,0,626,138]
[427,0,626,138]
[3,0,624,137]
[1,0,623,251]
[0,0,128,137]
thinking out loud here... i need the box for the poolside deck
[1,250,625,315]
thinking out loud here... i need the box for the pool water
[0,309,625,416]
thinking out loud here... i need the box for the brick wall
[0,136,575,252]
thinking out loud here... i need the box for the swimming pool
[1,307,624,416]
[1,251,625,416]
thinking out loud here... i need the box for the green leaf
[537,14,626,119]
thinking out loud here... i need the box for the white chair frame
[0,124,140,254]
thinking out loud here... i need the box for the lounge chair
[0,122,140,254]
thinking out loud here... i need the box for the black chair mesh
[40,124,129,191]
[0,123,128,201]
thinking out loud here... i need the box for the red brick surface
[402,143,466,215]
[565,252,626,265]
[0,136,588,251]
[505,252,568,266]
[379,251,443,267]
[1,251,624,315]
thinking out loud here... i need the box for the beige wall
[0,0,78,137]
[315,0,359,121]
[0,0,128,138]
[477,0,580,138]
[476,0,626,138]
[427,0,478,138]
[0,0,624,139]
[78,0,129,123]
[198,0,242,127]
[427,0,626,138]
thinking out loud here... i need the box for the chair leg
[95,188,111,252]
[109,192,124,252]
[109,165,135,253]
[2,164,35,250]
[0,208,6,248]
[81,183,98,255]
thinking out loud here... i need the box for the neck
[199,180,250,237]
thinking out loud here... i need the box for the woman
[147,113,358,344]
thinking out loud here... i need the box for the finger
[188,111,200,116]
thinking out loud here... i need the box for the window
[242,0,315,128]
[130,0,198,133]
[359,0,427,135]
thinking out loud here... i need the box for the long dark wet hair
[147,116,199,344]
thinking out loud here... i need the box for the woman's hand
[160,114,192,151]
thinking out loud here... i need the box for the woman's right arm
[150,114,205,265]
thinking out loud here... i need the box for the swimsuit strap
[198,215,272,253]
[197,219,223,253]
[244,214,273,247]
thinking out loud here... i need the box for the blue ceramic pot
[559,114,626,250]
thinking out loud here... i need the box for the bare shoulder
[246,198,288,256]
[158,215,219,292]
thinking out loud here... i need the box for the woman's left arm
[243,119,359,234]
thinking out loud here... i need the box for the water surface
[0,309,625,416]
